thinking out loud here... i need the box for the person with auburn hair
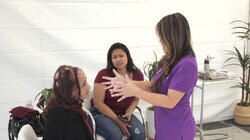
[90,42,146,140]
[42,65,93,140]
[103,13,197,140]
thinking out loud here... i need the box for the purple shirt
[154,55,198,140]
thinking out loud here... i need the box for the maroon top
[91,69,144,115]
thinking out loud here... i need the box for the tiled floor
[194,119,250,140]
[146,119,250,140]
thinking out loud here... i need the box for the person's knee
[134,128,146,140]
[129,125,146,140]
[129,115,146,140]
[96,126,123,140]
[94,115,123,140]
[108,129,123,140]
[139,129,146,140]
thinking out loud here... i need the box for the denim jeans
[89,105,146,140]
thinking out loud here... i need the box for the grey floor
[194,120,250,140]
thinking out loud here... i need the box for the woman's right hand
[102,69,125,90]
[116,119,131,137]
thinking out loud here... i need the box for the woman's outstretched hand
[102,69,125,90]
[110,75,141,102]
[102,69,141,102]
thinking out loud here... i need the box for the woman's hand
[116,119,131,137]
[122,111,132,122]
[110,75,141,102]
[102,69,125,90]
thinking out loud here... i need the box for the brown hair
[152,13,195,92]
[43,65,87,120]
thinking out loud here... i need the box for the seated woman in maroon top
[90,43,146,140]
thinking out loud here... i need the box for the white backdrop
[0,0,249,139]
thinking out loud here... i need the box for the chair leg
[196,126,204,140]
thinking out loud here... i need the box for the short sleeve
[169,62,197,95]
[134,70,144,81]
[94,69,109,84]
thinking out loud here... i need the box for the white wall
[0,0,249,139]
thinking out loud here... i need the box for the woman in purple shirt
[103,13,197,140]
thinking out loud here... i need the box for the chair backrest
[18,124,38,140]
[82,106,96,140]
[82,90,93,110]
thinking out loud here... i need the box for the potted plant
[143,51,158,139]
[224,20,250,125]
[35,88,53,110]
[143,51,159,81]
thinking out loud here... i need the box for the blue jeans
[89,105,146,140]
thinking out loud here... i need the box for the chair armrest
[82,107,96,140]
[135,106,145,130]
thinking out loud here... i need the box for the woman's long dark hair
[106,42,138,76]
[152,13,196,92]
[43,65,87,120]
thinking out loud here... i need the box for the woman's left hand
[110,75,141,102]
[122,111,132,122]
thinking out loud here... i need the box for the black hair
[106,42,138,76]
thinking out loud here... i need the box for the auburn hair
[43,65,87,120]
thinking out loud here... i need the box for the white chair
[82,106,128,140]
[18,124,38,140]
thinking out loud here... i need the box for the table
[191,79,236,140]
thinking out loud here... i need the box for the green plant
[231,20,250,40]
[147,106,154,111]
[224,20,250,107]
[35,88,53,110]
[143,51,159,81]
[143,51,159,111]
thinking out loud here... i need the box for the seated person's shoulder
[95,69,110,79]
[98,69,109,76]
[95,69,110,83]
[133,69,144,81]
[48,106,81,123]
[134,69,143,75]
[45,106,93,140]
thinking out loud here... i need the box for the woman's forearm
[136,91,172,108]
[134,89,184,109]
[94,102,120,123]
[94,83,121,123]
[133,81,153,92]
[125,98,139,114]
